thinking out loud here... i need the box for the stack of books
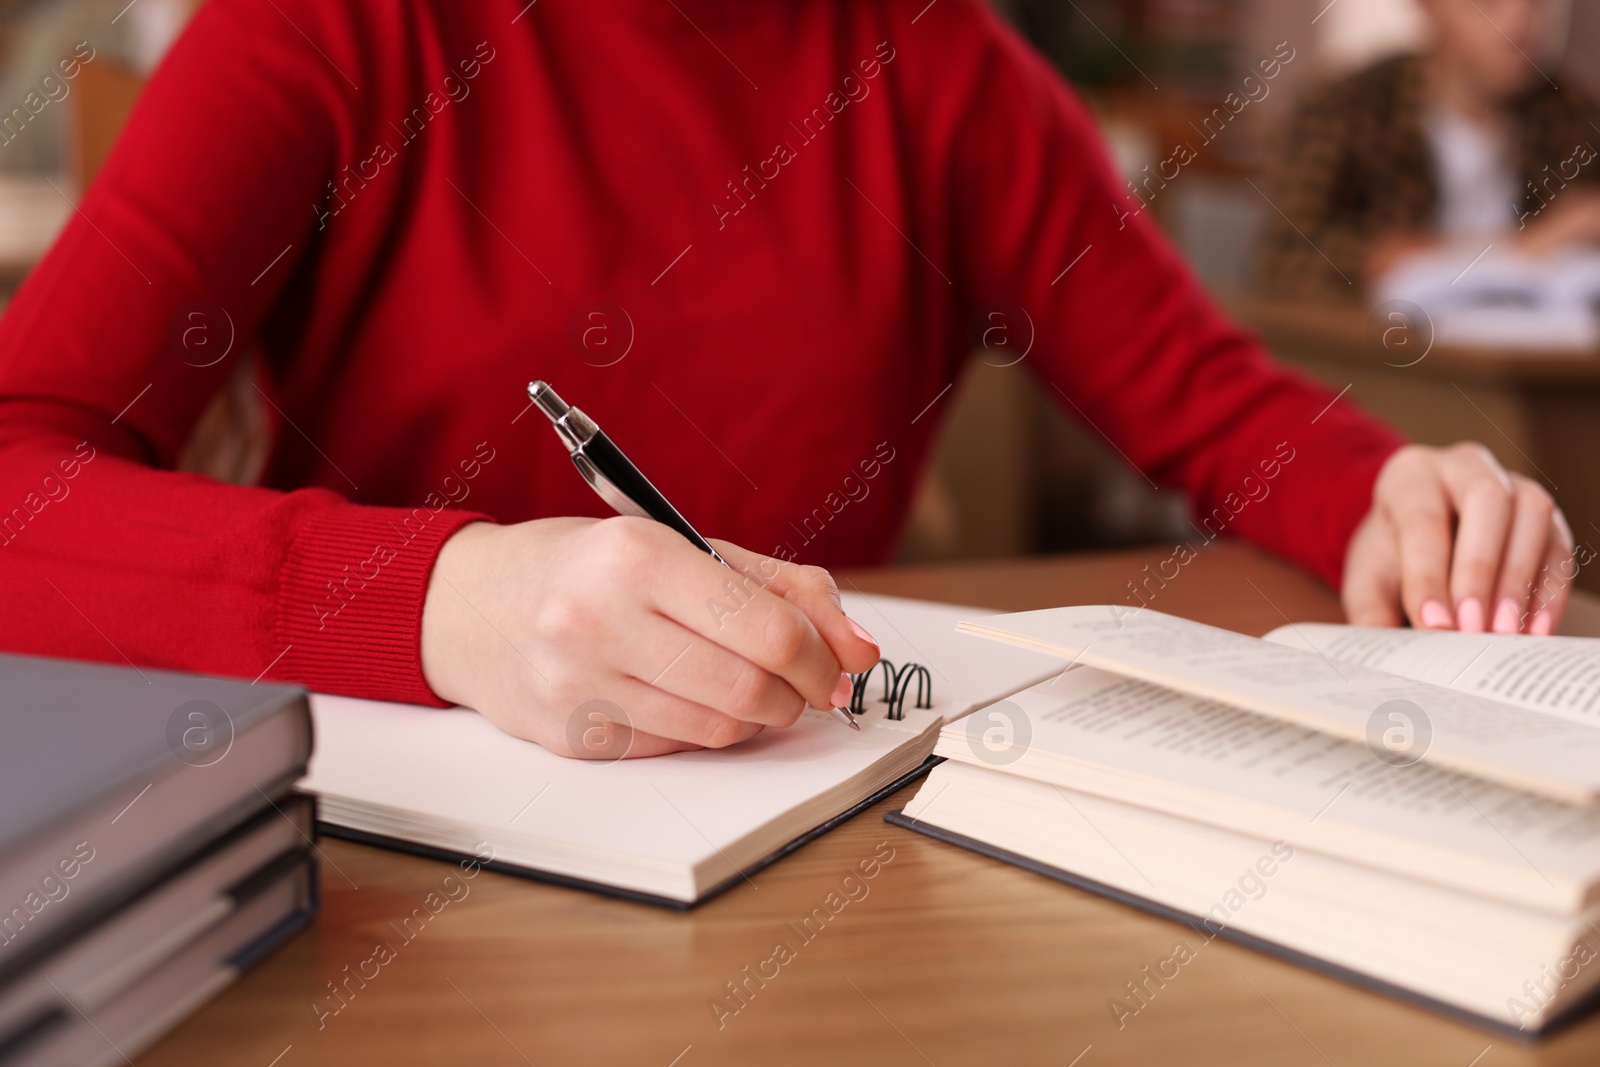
[0,653,315,1065]
[892,606,1600,1036]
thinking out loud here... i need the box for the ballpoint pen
[527,380,861,732]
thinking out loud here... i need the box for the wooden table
[141,543,1600,1067]
[1222,291,1600,592]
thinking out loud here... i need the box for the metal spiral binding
[847,658,934,722]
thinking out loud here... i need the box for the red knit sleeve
[0,0,485,703]
[922,2,1404,588]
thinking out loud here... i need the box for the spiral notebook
[299,593,1059,907]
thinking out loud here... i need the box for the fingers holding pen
[715,540,882,675]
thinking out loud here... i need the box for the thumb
[1343,514,1406,628]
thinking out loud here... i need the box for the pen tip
[846,714,861,731]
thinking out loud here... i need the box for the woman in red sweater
[0,0,1572,756]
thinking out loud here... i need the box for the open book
[299,593,1059,908]
[892,607,1600,1034]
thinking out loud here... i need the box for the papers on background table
[1373,244,1600,352]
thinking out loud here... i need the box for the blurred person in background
[1261,0,1600,296]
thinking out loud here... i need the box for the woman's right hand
[419,516,881,758]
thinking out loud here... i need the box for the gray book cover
[0,652,311,965]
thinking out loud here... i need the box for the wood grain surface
[137,543,1600,1066]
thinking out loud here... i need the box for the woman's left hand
[1343,443,1577,634]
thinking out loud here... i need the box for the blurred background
[0,0,1595,579]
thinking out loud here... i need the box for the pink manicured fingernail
[1492,598,1521,634]
[847,618,878,647]
[1531,610,1556,636]
[1455,597,1484,634]
[828,672,854,708]
[1419,599,1453,629]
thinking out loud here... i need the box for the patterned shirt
[1260,55,1600,298]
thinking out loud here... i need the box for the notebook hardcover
[320,755,940,910]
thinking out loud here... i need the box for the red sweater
[0,0,1402,705]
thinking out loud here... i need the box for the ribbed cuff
[272,503,490,705]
